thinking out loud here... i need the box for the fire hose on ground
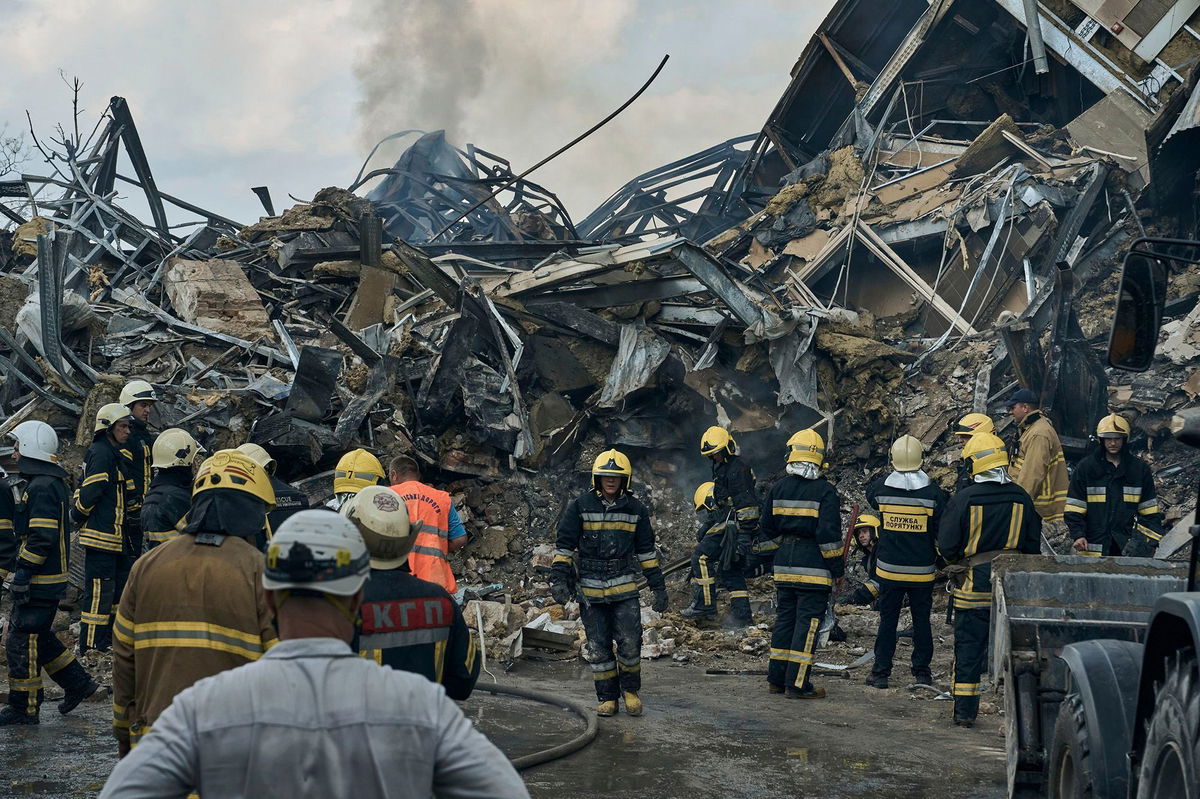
[473,682,599,771]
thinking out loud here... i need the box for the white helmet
[152,428,203,469]
[94,403,134,433]
[264,510,370,596]
[341,485,412,570]
[9,421,59,464]
[235,443,277,476]
[120,379,158,407]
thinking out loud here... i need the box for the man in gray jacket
[99,510,528,799]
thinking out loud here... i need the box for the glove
[10,568,31,606]
[550,582,572,606]
[651,588,669,613]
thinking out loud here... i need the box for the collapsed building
[2,0,1199,661]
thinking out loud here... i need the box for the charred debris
[3,0,1200,637]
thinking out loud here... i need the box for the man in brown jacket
[1009,388,1069,527]
[112,450,277,756]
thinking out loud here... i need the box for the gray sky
[0,0,835,227]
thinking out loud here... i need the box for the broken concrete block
[164,258,273,342]
[529,544,555,570]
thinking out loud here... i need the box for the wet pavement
[2,660,1008,798]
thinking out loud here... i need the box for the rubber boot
[623,691,643,716]
[912,670,933,687]
[596,700,618,717]
[59,679,100,715]
[787,684,826,699]
[680,586,716,620]
[0,706,39,726]
[865,672,889,689]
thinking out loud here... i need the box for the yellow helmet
[333,449,385,495]
[699,426,736,457]
[787,429,825,466]
[954,413,995,437]
[152,428,203,469]
[962,433,1009,476]
[693,481,716,511]
[890,435,924,472]
[592,449,632,493]
[236,443,277,476]
[1097,413,1131,439]
[855,512,881,530]
[94,402,134,433]
[193,449,276,507]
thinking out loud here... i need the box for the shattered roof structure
[2,0,1200,496]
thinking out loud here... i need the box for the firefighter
[845,513,881,605]
[118,380,156,560]
[388,455,467,594]
[758,428,843,699]
[549,449,667,716]
[1008,388,1069,525]
[1,421,98,725]
[953,413,995,489]
[699,426,761,576]
[863,435,948,689]
[237,443,310,550]
[681,481,751,623]
[326,448,385,511]
[342,486,480,699]
[74,402,136,654]
[1064,413,1164,557]
[141,429,202,550]
[112,450,278,756]
[938,433,1041,727]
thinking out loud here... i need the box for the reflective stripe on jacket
[391,481,456,594]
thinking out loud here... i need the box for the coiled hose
[474,682,598,770]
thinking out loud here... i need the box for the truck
[995,237,1200,798]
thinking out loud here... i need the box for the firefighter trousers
[6,601,93,717]
[580,597,642,701]
[872,584,933,679]
[769,587,828,691]
[690,534,750,621]
[952,607,990,721]
[79,547,135,653]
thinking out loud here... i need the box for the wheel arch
[1131,595,1200,768]
[1059,639,1144,799]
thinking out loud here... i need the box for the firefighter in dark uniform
[236,443,310,552]
[845,514,881,605]
[863,435,948,689]
[75,403,136,654]
[119,380,156,558]
[142,429,203,550]
[682,481,752,623]
[953,413,994,490]
[550,449,667,716]
[757,428,843,699]
[343,486,480,700]
[1064,413,1164,558]
[938,432,1041,727]
[1,421,97,725]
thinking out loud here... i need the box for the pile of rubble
[3,0,1200,672]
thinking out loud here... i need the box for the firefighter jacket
[0,469,15,579]
[141,468,192,549]
[866,475,949,586]
[122,419,153,514]
[1012,412,1069,521]
[392,480,457,594]
[112,532,277,747]
[7,459,72,602]
[550,490,664,604]
[1064,450,1163,557]
[713,454,759,533]
[74,437,132,552]
[695,509,725,542]
[847,545,880,605]
[757,475,844,591]
[357,568,480,700]
[937,481,1041,610]
[265,476,309,542]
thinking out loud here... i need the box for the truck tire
[1050,693,1095,798]
[1137,649,1199,799]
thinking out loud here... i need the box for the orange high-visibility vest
[391,481,456,594]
